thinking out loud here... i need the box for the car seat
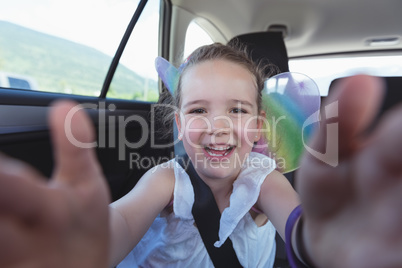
[228,31,289,73]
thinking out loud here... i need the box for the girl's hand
[0,101,110,268]
[297,75,402,268]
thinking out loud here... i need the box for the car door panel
[0,88,173,201]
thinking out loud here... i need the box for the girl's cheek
[182,116,210,144]
[184,116,210,131]
[242,121,260,147]
[242,130,256,148]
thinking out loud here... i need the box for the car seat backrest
[227,31,289,73]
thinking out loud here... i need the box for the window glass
[107,0,160,101]
[183,21,213,59]
[0,0,150,98]
[289,54,402,96]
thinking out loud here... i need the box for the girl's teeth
[210,147,229,150]
[206,146,233,156]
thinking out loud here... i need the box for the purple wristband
[285,205,310,268]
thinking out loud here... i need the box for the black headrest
[228,31,289,73]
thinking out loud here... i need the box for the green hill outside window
[0,0,160,102]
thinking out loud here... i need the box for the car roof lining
[170,0,402,58]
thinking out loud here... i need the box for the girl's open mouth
[203,145,235,158]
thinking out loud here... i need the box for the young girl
[111,43,300,267]
[1,43,402,268]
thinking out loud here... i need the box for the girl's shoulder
[256,169,295,213]
[151,158,176,171]
[131,159,176,199]
[260,169,290,194]
[144,159,176,182]
[145,159,178,215]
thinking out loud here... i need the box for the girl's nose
[208,115,231,136]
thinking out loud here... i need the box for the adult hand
[0,100,110,268]
[298,75,402,268]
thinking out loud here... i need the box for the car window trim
[99,0,148,99]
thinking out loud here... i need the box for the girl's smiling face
[176,59,264,182]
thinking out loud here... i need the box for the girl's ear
[175,112,183,140]
[254,109,266,142]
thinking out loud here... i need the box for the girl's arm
[108,164,175,267]
[257,169,300,240]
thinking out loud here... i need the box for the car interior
[1,0,402,267]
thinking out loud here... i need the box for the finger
[374,105,402,175]
[0,153,49,219]
[49,100,103,186]
[49,100,110,226]
[297,75,385,216]
[357,104,402,195]
[0,217,30,264]
[313,75,385,160]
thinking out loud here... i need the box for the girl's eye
[190,108,206,114]
[230,108,247,114]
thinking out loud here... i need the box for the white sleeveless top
[117,152,277,268]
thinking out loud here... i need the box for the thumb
[312,75,385,160]
[47,100,110,267]
[297,75,385,216]
[49,100,103,185]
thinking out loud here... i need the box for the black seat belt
[176,154,243,268]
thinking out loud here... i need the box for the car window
[107,0,160,101]
[289,54,402,96]
[183,21,213,60]
[0,0,159,101]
